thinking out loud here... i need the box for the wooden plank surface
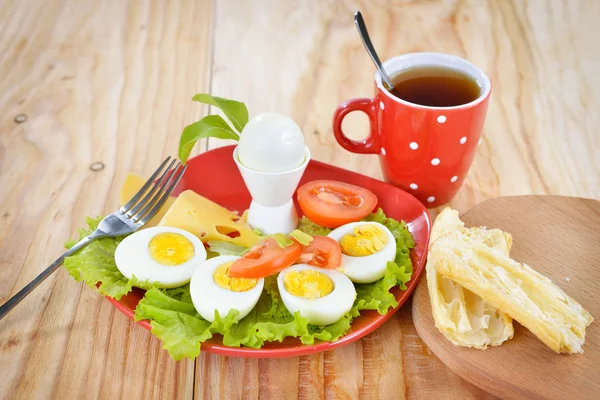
[413,196,600,400]
[0,0,598,399]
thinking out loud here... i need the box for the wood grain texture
[0,0,598,399]
[412,196,600,400]
[0,0,211,398]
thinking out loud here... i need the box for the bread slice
[427,208,514,349]
[433,227,594,354]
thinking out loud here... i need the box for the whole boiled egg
[277,264,356,326]
[327,221,396,283]
[190,255,264,322]
[114,226,207,288]
[237,112,305,172]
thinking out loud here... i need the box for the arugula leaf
[192,94,249,133]
[179,115,240,164]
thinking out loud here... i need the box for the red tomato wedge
[229,237,302,278]
[297,180,378,228]
[296,236,342,269]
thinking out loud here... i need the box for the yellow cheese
[158,190,261,248]
[119,173,175,228]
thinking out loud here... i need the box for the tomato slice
[297,180,378,228]
[296,236,342,269]
[229,237,302,278]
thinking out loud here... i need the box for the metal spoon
[354,11,398,95]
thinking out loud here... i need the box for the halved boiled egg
[277,264,356,326]
[190,255,264,322]
[327,221,396,283]
[115,226,207,288]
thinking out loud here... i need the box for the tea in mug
[390,66,481,107]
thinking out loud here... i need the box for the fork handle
[0,232,103,321]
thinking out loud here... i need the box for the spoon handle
[354,11,395,90]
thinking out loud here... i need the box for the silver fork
[0,156,187,320]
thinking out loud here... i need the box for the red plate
[106,145,432,358]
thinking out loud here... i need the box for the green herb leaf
[192,94,249,133]
[178,115,240,164]
[289,230,313,246]
[271,233,293,248]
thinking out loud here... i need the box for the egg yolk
[340,225,388,257]
[148,233,195,266]
[284,270,333,300]
[213,261,258,292]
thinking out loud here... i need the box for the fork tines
[120,157,187,225]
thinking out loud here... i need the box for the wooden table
[0,0,597,398]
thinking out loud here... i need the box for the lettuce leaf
[135,285,214,360]
[63,217,153,300]
[297,216,333,236]
[135,276,340,360]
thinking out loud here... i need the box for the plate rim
[105,145,432,358]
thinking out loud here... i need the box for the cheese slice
[119,173,175,228]
[427,208,514,349]
[158,190,261,248]
[431,209,593,354]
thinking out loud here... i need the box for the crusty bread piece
[427,208,514,349]
[433,228,594,354]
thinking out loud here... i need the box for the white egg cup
[233,146,311,235]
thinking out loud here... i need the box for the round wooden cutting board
[412,196,600,400]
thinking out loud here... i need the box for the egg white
[190,255,265,323]
[277,264,356,326]
[114,226,207,288]
[327,221,396,283]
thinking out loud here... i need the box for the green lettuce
[64,209,414,360]
[63,217,153,300]
[134,276,352,360]
[297,216,333,236]
[134,286,214,360]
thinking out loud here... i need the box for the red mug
[333,52,491,207]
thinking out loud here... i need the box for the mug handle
[332,98,381,154]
